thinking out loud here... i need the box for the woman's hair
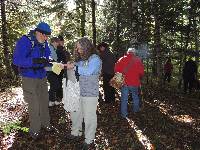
[74,37,96,61]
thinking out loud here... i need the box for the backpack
[12,35,35,76]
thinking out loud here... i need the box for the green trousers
[22,77,50,133]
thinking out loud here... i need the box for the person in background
[12,22,53,140]
[64,37,102,150]
[56,35,71,101]
[97,42,116,104]
[163,58,173,84]
[182,58,198,94]
[114,48,144,118]
[57,35,71,63]
[46,37,60,106]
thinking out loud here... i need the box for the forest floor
[0,82,200,150]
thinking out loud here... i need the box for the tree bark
[154,16,162,83]
[1,0,12,75]
[80,0,86,37]
[153,2,162,84]
[192,2,199,68]
[75,0,86,37]
[130,0,138,45]
[91,0,96,46]
[116,0,121,52]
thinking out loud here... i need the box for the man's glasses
[42,33,50,39]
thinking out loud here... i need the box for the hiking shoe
[44,125,54,132]
[120,113,127,119]
[81,142,95,150]
[29,131,40,140]
[54,101,60,106]
[66,134,81,141]
[82,142,89,150]
[49,101,55,107]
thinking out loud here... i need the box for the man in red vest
[114,48,144,118]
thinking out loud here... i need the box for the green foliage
[2,121,29,135]
[0,0,200,83]
[58,116,66,124]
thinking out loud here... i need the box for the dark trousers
[57,71,64,101]
[47,72,60,102]
[103,73,115,103]
[164,72,171,83]
[183,77,195,94]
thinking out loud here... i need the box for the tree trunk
[129,0,138,45]
[91,0,96,46]
[184,0,194,61]
[1,0,11,75]
[80,0,86,37]
[154,10,162,84]
[75,0,86,37]
[179,13,184,76]
[154,3,163,85]
[116,0,121,52]
[192,1,199,69]
[194,19,199,68]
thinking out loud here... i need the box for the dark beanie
[58,35,64,41]
[50,37,59,43]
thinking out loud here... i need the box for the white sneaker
[49,101,55,107]
[54,101,60,106]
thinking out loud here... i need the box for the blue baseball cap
[35,22,51,35]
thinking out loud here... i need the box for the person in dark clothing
[97,42,116,103]
[46,37,60,106]
[182,58,198,94]
[163,58,173,84]
[56,35,71,101]
[57,35,71,64]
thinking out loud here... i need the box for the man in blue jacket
[13,22,53,140]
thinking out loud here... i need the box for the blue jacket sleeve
[13,36,33,68]
[77,56,102,76]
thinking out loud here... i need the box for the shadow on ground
[0,84,200,150]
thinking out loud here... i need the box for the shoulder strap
[25,34,35,48]
[24,35,35,58]
[122,56,136,74]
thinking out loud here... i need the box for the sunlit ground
[1,133,17,149]
[96,98,154,150]
[0,87,26,127]
[127,118,155,150]
[146,99,199,132]
[97,83,154,149]
[0,87,27,149]
[95,103,111,149]
[1,85,199,149]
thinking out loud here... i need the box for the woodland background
[0,0,199,84]
[0,0,200,150]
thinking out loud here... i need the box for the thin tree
[153,1,162,84]
[75,0,86,37]
[91,0,96,46]
[1,0,11,75]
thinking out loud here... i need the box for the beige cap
[127,48,136,53]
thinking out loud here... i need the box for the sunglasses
[42,33,50,39]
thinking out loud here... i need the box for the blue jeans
[120,85,140,117]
